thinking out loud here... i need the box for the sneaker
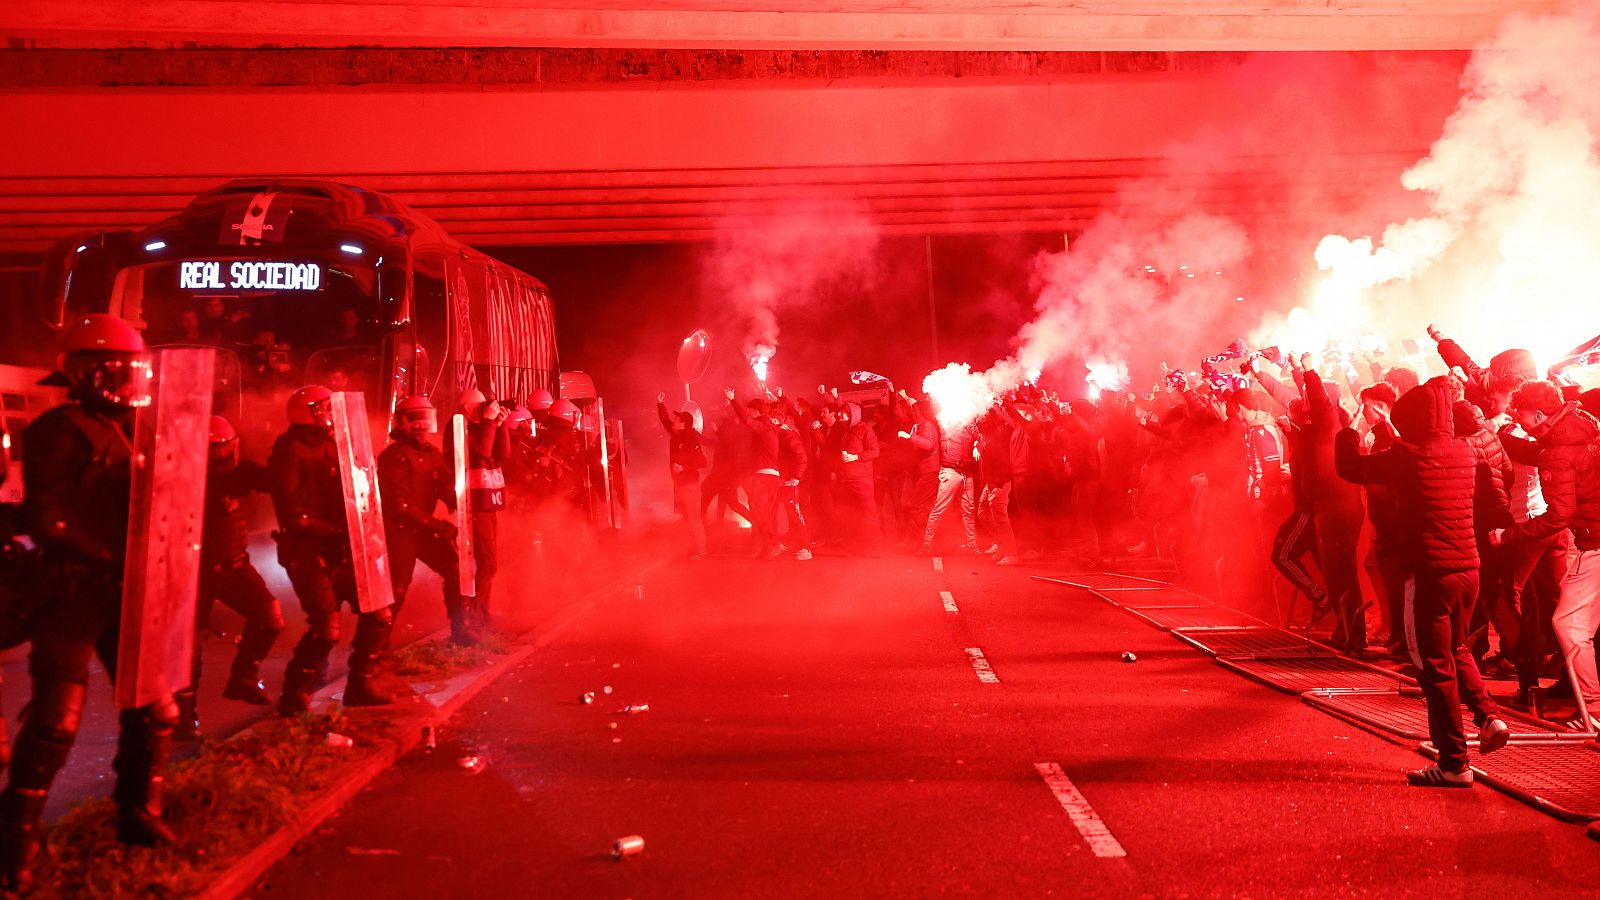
[982,544,1000,556]
[794,548,814,561]
[1478,717,1510,755]
[995,556,1018,567]
[1021,550,1043,561]
[1480,655,1518,679]
[1563,714,1600,733]
[688,552,706,561]
[1405,764,1473,788]
[958,544,982,555]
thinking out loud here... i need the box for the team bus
[27,178,559,453]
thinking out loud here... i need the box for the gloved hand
[431,519,458,543]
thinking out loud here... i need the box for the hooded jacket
[839,403,880,480]
[656,402,707,485]
[1453,400,1514,535]
[1504,401,1600,550]
[1335,381,1478,572]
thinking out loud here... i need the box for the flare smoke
[1267,4,1600,367]
[703,205,880,386]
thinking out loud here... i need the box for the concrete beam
[0,1,1569,52]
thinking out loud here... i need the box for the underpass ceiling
[0,1,1568,51]
[0,49,1468,253]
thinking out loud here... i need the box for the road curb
[196,557,669,899]
[197,638,540,900]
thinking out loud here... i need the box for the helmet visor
[67,352,153,408]
[400,407,438,433]
[308,398,334,430]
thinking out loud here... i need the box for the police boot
[448,611,483,648]
[112,707,177,848]
[0,788,47,894]
[174,689,201,741]
[279,634,336,716]
[469,594,494,638]
[343,612,396,708]
[446,595,482,648]
[222,624,279,706]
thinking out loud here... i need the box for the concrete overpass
[0,2,1561,254]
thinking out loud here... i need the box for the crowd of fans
[659,327,1600,782]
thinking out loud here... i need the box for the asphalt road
[251,534,1599,898]
[2,515,613,820]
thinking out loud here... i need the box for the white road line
[932,556,944,572]
[939,590,959,613]
[964,647,999,683]
[1034,762,1127,858]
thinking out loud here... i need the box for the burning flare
[922,363,996,429]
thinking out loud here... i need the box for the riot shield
[331,392,396,614]
[451,413,477,598]
[595,397,616,530]
[116,347,214,710]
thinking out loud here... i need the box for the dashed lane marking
[964,647,999,683]
[932,556,944,572]
[939,590,959,613]
[1034,762,1128,858]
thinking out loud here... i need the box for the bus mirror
[376,257,412,328]
[39,230,138,329]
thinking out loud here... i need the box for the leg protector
[112,703,178,847]
[344,610,396,707]
[0,788,47,893]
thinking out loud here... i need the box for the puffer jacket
[1302,371,1365,519]
[938,421,978,471]
[1335,381,1478,573]
[1505,401,1600,550]
[1453,400,1513,534]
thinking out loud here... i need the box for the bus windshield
[110,257,382,392]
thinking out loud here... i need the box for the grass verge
[28,710,381,899]
[389,634,509,681]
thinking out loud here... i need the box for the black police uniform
[445,417,509,628]
[376,431,471,642]
[176,458,286,729]
[268,423,393,714]
[0,402,176,883]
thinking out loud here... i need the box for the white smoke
[703,204,880,385]
[1280,3,1600,368]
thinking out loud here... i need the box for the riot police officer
[175,415,287,738]
[447,390,509,634]
[269,385,394,715]
[377,396,477,646]
[0,315,171,891]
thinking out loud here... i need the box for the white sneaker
[1564,714,1600,733]
[1478,717,1510,754]
[794,548,814,561]
[982,544,999,556]
[1406,764,1473,788]
[995,556,1018,567]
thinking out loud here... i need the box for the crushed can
[422,725,437,751]
[611,835,645,860]
[458,755,486,775]
[580,692,596,705]
[621,704,650,715]
[325,732,354,749]
[1120,651,1138,664]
